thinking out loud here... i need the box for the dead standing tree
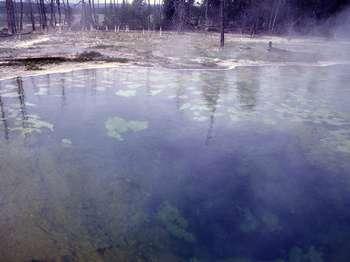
[28,0,36,30]
[63,0,72,27]
[19,0,23,31]
[88,0,97,28]
[269,0,283,33]
[204,0,209,29]
[56,0,62,25]
[176,0,185,32]
[50,0,57,27]
[81,0,88,29]
[38,0,48,29]
[92,0,98,26]
[148,0,151,30]
[6,0,17,34]
[81,0,96,29]
[220,0,224,46]
[104,0,107,28]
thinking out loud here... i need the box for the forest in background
[0,0,349,37]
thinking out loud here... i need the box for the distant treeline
[0,0,348,35]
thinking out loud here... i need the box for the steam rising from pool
[0,65,350,261]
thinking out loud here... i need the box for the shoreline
[1,31,350,80]
[2,60,350,81]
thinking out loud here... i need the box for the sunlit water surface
[0,66,350,262]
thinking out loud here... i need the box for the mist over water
[0,64,350,261]
[1,0,350,259]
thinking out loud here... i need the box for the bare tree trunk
[268,0,275,32]
[81,0,94,29]
[176,0,185,32]
[104,0,107,27]
[66,0,71,27]
[61,0,66,25]
[205,0,208,29]
[116,0,120,30]
[148,0,151,31]
[271,0,281,33]
[250,18,257,38]
[39,0,47,29]
[6,0,17,34]
[28,0,36,30]
[87,0,95,28]
[36,0,42,28]
[56,0,62,25]
[152,0,156,30]
[50,0,57,27]
[160,0,163,30]
[14,0,18,30]
[121,0,126,28]
[113,0,116,27]
[19,0,23,31]
[81,0,87,29]
[220,0,224,47]
[92,0,98,27]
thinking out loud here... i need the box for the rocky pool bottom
[0,66,350,261]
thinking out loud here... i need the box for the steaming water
[0,65,350,261]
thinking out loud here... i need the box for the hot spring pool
[0,65,350,261]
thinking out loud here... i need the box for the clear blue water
[0,66,350,261]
